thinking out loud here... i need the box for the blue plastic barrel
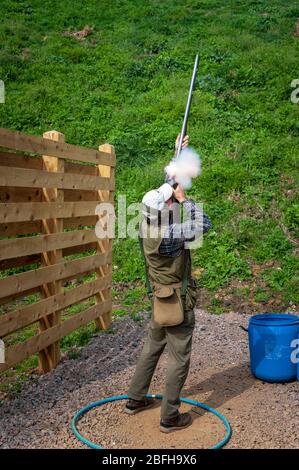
[248,313,299,382]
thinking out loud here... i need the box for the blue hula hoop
[71,394,232,449]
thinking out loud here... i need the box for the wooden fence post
[39,130,65,373]
[95,143,115,330]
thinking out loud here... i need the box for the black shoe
[124,397,155,415]
[160,412,192,433]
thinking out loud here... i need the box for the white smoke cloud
[165,147,201,189]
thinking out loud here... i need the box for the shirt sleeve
[159,198,212,257]
[178,199,212,241]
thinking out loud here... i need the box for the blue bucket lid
[249,313,299,326]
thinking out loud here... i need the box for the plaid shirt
[159,199,212,257]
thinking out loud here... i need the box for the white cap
[142,183,173,219]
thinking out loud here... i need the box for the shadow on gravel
[184,362,255,422]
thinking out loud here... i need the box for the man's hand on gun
[175,133,189,152]
[173,184,186,204]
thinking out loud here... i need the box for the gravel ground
[0,309,298,449]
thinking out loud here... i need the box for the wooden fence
[0,128,115,373]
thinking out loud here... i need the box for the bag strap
[138,235,152,296]
[181,248,190,298]
[139,235,191,299]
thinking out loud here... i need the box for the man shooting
[125,134,212,433]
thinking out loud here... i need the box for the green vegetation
[0,280,146,399]
[0,0,298,348]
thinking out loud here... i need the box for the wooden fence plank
[0,166,114,191]
[0,287,40,307]
[0,299,112,372]
[64,216,98,229]
[65,161,97,175]
[0,254,40,271]
[0,229,100,261]
[0,251,112,299]
[0,201,104,223]
[0,151,43,170]
[0,216,101,237]
[0,128,116,166]
[0,154,98,175]
[0,221,41,237]
[64,189,98,202]
[0,274,111,337]
[0,154,102,176]
[0,187,42,203]
[0,244,98,271]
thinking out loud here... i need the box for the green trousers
[128,309,195,420]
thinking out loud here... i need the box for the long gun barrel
[175,54,199,159]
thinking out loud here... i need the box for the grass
[0,276,148,400]
[0,0,298,393]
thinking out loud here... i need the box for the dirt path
[0,309,298,449]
